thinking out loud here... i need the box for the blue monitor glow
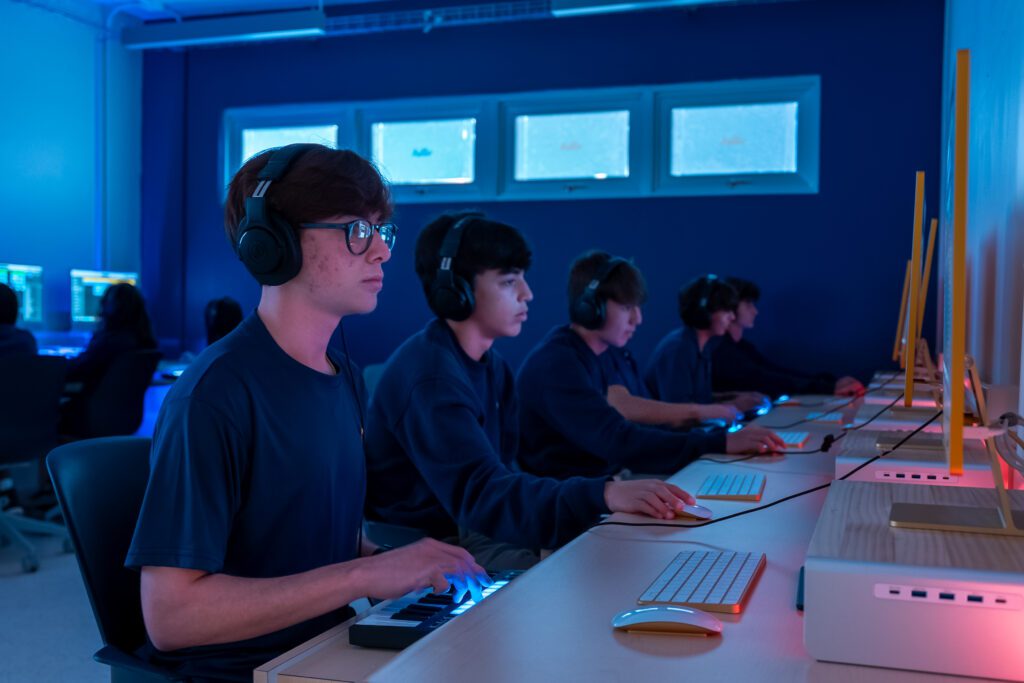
[0,263,44,325]
[70,269,138,325]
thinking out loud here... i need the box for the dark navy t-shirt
[645,327,719,404]
[126,313,365,682]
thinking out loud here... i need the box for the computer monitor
[70,269,138,325]
[0,263,44,325]
[892,260,911,364]
[889,49,1024,538]
[902,171,926,406]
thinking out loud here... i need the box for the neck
[257,286,340,374]
[446,319,495,362]
[570,323,609,356]
[728,324,743,342]
[695,328,714,351]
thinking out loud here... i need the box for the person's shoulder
[521,326,590,375]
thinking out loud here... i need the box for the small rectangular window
[241,124,338,164]
[514,110,630,181]
[371,118,476,185]
[670,102,797,177]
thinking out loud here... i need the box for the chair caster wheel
[22,556,39,573]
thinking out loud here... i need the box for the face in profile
[600,299,643,348]
[296,213,392,317]
[469,269,532,339]
[708,309,736,336]
[735,300,758,329]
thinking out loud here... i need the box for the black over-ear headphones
[235,143,317,286]
[570,256,629,330]
[689,273,719,329]
[428,213,483,321]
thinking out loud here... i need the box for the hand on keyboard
[731,392,769,412]
[725,426,786,455]
[697,404,743,423]
[605,480,696,520]
[360,538,491,603]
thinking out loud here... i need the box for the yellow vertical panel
[948,48,970,476]
[903,171,925,407]
[917,218,938,339]
[893,260,912,362]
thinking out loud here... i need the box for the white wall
[0,0,141,327]
[942,0,1024,413]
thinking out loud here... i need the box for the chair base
[0,510,70,572]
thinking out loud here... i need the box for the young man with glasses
[517,252,784,482]
[363,212,696,570]
[127,146,487,682]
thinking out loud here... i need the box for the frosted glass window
[371,118,476,185]
[241,125,338,164]
[514,110,629,181]
[671,103,797,176]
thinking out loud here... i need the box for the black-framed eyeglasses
[299,220,398,255]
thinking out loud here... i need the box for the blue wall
[141,0,943,379]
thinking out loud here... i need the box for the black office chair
[0,354,71,572]
[47,437,184,682]
[84,349,162,438]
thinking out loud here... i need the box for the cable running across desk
[595,409,943,531]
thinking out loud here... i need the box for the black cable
[789,369,902,407]
[764,386,905,431]
[592,410,943,531]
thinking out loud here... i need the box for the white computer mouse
[676,503,713,520]
[611,605,723,636]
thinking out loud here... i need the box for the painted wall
[141,0,944,379]
[941,0,1024,413]
[1,0,141,330]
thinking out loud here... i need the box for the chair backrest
[47,437,152,654]
[85,350,162,437]
[0,354,68,466]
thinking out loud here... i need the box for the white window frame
[357,98,496,203]
[653,75,820,196]
[498,88,652,200]
[220,76,819,204]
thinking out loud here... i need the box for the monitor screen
[70,269,138,324]
[0,263,44,324]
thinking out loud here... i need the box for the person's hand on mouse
[834,376,865,396]
[726,425,786,454]
[731,392,769,412]
[604,480,695,520]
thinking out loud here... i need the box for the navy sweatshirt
[711,334,836,397]
[364,319,609,549]
[644,327,719,403]
[517,325,726,479]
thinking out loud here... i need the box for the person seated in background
[0,283,37,357]
[517,252,783,481]
[205,296,244,346]
[365,213,695,571]
[712,277,865,398]
[127,144,487,682]
[645,274,767,416]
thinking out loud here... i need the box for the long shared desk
[256,393,1020,683]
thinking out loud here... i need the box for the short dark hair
[224,145,393,247]
[205,297,244,345]
[725,276,760,303]
[677,275,738,329]
[414,211,532,305]
[567,250,648,313]
[0,284,17,325]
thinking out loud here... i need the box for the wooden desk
[256,398,998,683]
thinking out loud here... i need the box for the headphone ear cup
[570,292,606,330]
[236,214,302,286]
[429,272,475,321]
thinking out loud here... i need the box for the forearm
[606,385,700,426]
[141,560,371,651]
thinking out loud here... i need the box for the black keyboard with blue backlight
[348,570,521,649]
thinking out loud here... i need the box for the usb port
[927,475,937,480]
[911,474,921,479]
[967,595,983,603]
[939,592,955,601]
[996,598,1007,604]
[911,590,927,598]
[896,473,906,479]
[889,588,901,595]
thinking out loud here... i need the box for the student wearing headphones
[517,252,783,481]
[645,274,768,414]
[0,283,36,357]
[712,277,865,397]
[126,145,487,682]
[364,213,696,570]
